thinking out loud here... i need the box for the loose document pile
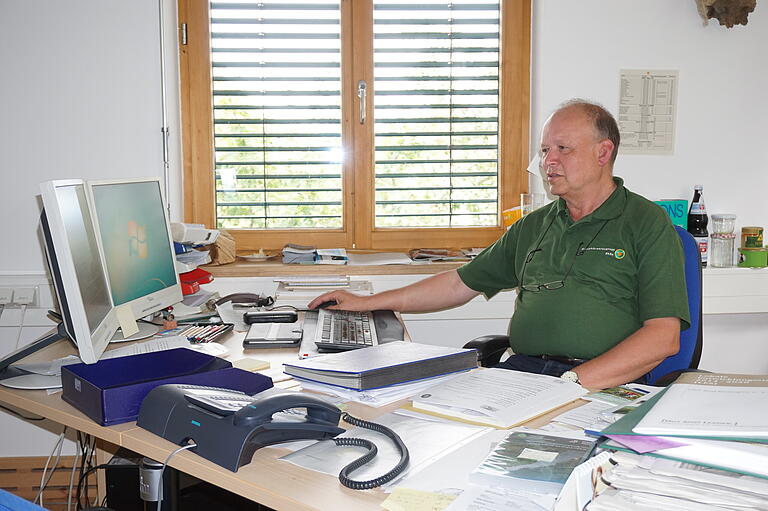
[588,372,768,510]
[281,350,768,511]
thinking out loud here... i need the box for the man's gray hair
[558,99,621,165]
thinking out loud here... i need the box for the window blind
[210,1,343,229]
[373,1,501,228]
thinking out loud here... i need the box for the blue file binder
[61,348,273,426]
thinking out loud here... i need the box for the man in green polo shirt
[309,100,690,389]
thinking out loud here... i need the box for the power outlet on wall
[0,288,12,305]
[12,287,37,306]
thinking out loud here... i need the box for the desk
[0,326,581,510]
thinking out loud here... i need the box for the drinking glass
[521,193,547,216]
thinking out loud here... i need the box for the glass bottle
[687,185,709,267]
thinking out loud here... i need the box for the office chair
[463,226,703,386]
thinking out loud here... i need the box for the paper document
[410,368,587,428]
[13,336,192,377]
[444,485,555,511]
[583,384,659,406]
[100,336,191,360]
[282,411,487,490]
[347,252,413,265]
[633,373,768,439]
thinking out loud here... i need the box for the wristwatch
[560,370,581,385]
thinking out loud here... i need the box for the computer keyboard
[308,309,404,353]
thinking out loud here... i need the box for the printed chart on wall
[618,69,678,155]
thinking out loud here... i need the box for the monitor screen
[39,180,119,364]
[89,179,181,320]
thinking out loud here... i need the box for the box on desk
[61,348,273,426]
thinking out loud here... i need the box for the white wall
[0,0,182,457]
[0,0,767,455]
[530,0,768,228]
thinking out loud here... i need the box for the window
[179,0,530,251]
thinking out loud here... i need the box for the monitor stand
[0,323,69,390]
[110,322,159,343]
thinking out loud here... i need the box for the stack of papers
[282,243,316,264]
[346,252,413,265]
[589,451,768,510]
[280,245,350,264]
[597,373,768,480]
[315,248,348,265]
[408,248,471,262]
[299,372,461,407]
[273,279,373,309]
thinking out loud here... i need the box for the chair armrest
[463,335,510,368]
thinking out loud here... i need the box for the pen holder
[176,322,234,343]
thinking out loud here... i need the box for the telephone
[138,385,343,472]
[137,385,409,489]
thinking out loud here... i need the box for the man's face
[539,108,611,202]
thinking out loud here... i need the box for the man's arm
[307,269,480,313]
[571,317,680,389]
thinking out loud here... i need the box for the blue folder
[61,348,273,426]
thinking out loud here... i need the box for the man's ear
[596,139,615,166]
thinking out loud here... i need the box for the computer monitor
[0,180,120,389]
[88,178,182,341]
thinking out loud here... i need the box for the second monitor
[89,178,182,341]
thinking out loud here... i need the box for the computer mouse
[316,300,338,309]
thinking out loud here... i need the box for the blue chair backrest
[646,226,703,385]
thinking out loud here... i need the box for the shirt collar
[554,176,627,221]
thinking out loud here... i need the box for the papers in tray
[409,368,588,429]
[282,341,477,391]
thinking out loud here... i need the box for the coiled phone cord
[333,412,410,490]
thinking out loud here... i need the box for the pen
[185,326,206,340]
[192,326,216,342]
[181,326,203,337]
[197,325,224,343]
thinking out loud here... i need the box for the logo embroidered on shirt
[583,247,627,259]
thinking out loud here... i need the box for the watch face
[561,370,579,383]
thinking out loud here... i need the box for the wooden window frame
[178,0,530,251]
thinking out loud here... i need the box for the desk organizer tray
[61,347,273,426]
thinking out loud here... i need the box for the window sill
[204,259,465,278]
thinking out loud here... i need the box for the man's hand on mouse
[308,290,370,311]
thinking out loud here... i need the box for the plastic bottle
[687,185,709,267]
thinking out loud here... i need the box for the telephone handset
[138,384,409,489]
[182,387,341,426]
[210,293,274,308]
